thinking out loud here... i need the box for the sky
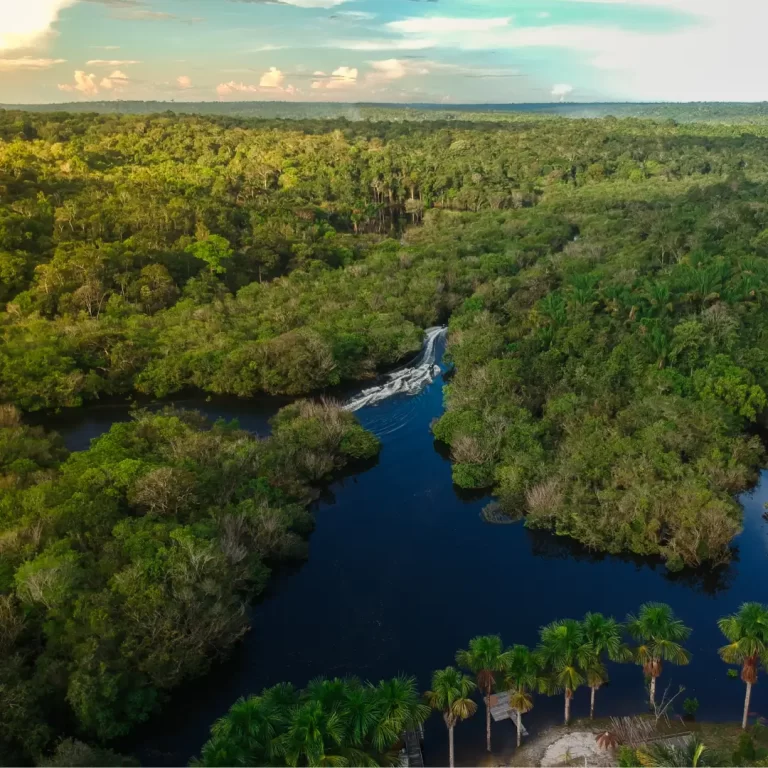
[0,0,765,104]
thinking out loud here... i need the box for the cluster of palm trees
[428,602,768,767]
[198,602,768,767]
[198,675,429,767]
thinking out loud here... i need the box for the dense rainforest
[0,400,378,763]
[4,106,768,761]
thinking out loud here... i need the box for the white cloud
[58,67,128,95]
[387,16,511,34]
[537,11,551,18]
[333,38,436,51]
[86,59,140,66]
[259,66,285,88]
[335,10,375,19]
[551,83,573,101]
[312,65,358,90]
[176,75,192,89]
[381,2,768,101]
[99,69,128,89]
[275,0,350,6]
[369,59,407,81]
[58,70,99,95]
[217,81,259,96]
[217,68,297,98]
[0,56,65,70]
[0,0,77,52]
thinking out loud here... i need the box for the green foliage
[536,619,595,717]
[731,730,768,766]
[637,736,710,767]
[684,697,700,716]
[0,403,379,760]
[197,675,429,767]
[186,235,234,276]
[619,746,642,767]
[425,667,478,729]
[39,739,138,767]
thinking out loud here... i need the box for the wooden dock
[400,724,424,767]
[489,692,529,736]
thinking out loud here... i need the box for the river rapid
[41,333,768,767]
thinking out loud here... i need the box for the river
[42,334,768,766]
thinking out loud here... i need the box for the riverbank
[491,718,760,767]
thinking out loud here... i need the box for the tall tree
[425,667,477,768]
[456,634,509,752]
[718,602,768,729]
[501,645,542,748]
[536,619,595,725]
[370,676,430,753]
[581,612,631,718]
[626,603,691,709]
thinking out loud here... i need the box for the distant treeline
[5,101,768,124]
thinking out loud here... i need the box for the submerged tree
[425,667,477,768]
[626,603,691,709]
[718,602,768,729]
[456,634,508,752]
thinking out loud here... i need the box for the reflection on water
[523,528,737,595]
[39,336,768,766]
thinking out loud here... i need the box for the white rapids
[343,326,447,412]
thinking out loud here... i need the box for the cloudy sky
[0,0,764,104]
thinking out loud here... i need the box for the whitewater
[343,326,447,412]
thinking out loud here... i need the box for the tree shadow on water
[524,527,736,596]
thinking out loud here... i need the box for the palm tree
[501,645,542,748]
[277,700,375,767]
[370,675,430,753]
[456,634,509,752]
[627,603,691,710]
[582,612,631,718]
[200,694,283,766]
[637,736,709,767]
[425,667,477,768]
[718,602,768,729]
[536,619,595,725]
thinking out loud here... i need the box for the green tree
[718,603,768,729]
[186,235,234,276]
[456,634,509,752]
[582,612,631,719]
[637,736,709,767]
[370,676,429,753]
[536,619,595,725]
[425,667,477,768]
[626,603,691,709]
[501,645,542,748]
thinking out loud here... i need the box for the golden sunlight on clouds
[0,0,77,52]
[259,67,285,89]
[0,57,65,70]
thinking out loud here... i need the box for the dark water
[49,341,768,766]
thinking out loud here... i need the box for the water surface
[51,340,768,766]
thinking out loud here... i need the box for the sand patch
[540,730,614,767]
